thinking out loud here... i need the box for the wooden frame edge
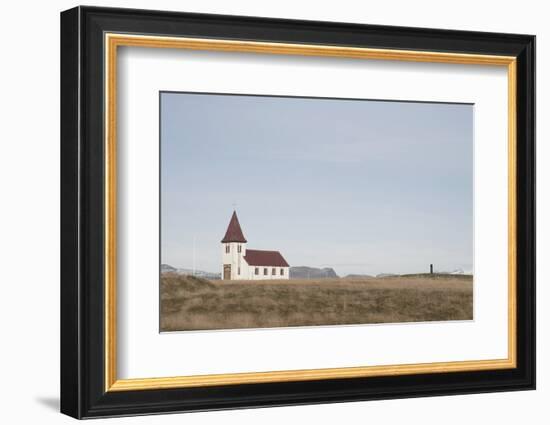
[108,358,516,391]
[104,33,518,392]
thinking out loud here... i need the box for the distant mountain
[161,264,221,280]
[290,266,339,279]
[344,274,374,279]
[433,268,467,275]
[376,273,398,278]
[161,264,177,273]
[177,268,221,280]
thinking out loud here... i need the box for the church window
[237,245,241,253]
[255,267,259,275]
[280,268,284,276]
[238,267,240,275]
[264,268,268,275]
[225,244,230,253]
[272,268,276,275]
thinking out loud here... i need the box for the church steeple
[221,211,247,243]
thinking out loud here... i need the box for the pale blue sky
[161,92,473,276]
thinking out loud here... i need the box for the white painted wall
[245,265,290,280]
[221,242,248,280]
[0,1,546,425]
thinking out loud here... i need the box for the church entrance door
[223,264,231,280]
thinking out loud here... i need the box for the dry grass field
[160,274,473,331]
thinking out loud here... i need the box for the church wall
[221,242,248,280]
[244,265,290,281]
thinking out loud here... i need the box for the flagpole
[192,235,196,276]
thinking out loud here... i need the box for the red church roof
[244,249,289,267]
[221,211,247,243]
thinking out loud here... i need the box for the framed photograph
[60,6,535,419]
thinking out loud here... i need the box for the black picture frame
[61,5,535,419]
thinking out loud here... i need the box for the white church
[221,211,290,281]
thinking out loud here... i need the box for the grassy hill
[160,274,473,332]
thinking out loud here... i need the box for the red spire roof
[221,211,247,243]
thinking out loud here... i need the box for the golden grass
[160,274,473,332]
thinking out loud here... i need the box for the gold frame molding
[104,33,517,392]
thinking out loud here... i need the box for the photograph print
[160,91,473,332]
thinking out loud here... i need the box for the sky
[160,92,473,276]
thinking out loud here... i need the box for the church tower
[221,211,247,280]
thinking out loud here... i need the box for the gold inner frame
[104,33,517,392]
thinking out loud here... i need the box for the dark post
[430,264,433,274]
